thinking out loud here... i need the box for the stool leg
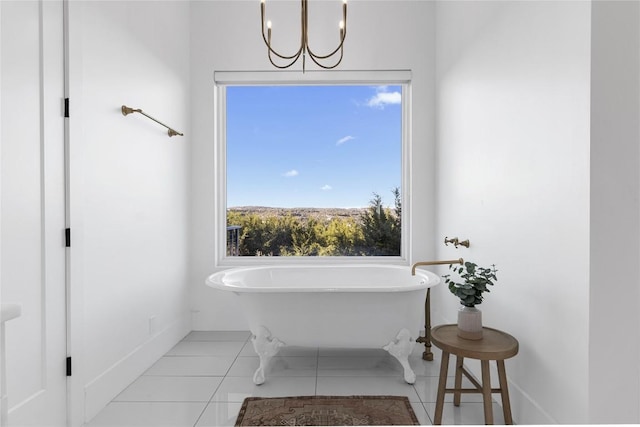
[434,351,450,425]
[497,360,513,424]
[481,360,494,425]
[454,356,464,406]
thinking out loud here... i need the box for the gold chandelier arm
[261,0,305,60]
[267,45,304,69]
[307,43,344,69]
[305,1,347,61]
[260,0,346,71]
[306,29,346,61]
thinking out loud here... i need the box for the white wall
[66,1,192,422]
[189,0,437,330]
[434,1,591,424]
[589,1,640,423]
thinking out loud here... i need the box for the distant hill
[228,206,366,221]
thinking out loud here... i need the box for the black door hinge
[64,98,70,118]
[66,357,72,376]
[65,228,71,247]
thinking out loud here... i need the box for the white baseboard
[505,376,557,424]
[83,314,191,423]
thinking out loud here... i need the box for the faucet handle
[444,236,458,247]
[457,239,470,248]
[444,236,470,248]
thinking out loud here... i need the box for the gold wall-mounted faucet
[411,258,463,276]
[444,237,470,248]
[411,258,464,361]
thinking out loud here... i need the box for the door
[0,1,67,425]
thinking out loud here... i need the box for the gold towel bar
[121,105,183,137]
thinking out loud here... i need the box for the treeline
[227,189,401,256]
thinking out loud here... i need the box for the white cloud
[336,135,355,146]
[366,87,401,109]
[282,169,299,177]
[321,185,332,191]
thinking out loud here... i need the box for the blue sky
[226,85,402,208]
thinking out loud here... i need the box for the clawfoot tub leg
[251,326,284,385]
[383,328,417,384]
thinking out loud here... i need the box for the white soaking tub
[206,264,440,385]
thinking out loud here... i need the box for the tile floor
[85,331,505,426]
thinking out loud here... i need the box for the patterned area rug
[235,395,419,426]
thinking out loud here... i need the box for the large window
[215,72,410,263]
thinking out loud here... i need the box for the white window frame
[213,70,412,266]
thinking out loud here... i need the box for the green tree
[360,189,401,256]
[323,217,365,255]
[226,188,401,257]
[290,218,323,256]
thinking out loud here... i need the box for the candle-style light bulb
[342,0,347,26]
[260,0,346,70]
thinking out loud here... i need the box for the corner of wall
[83,314,191,423]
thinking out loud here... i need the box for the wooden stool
[430,324,519,425]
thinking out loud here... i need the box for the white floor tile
[238,341,256,357]
[318,347,389,358]
[413,402,433,425]
[85,402,207,426]
[413,376,485,404]
[411,355,457,377]
[184,331,251,342]
[210,376,316,403]
[317,356,403,376]
[113,376,223,402]
[423,401,505,425]
[315,376,421,403]
[411,343,442,358]
[227,356,317,377]
[410,343,432,360]
[239,341,318,357]
[89,331,501,426]
[144,356,235,376]
[194,401,243,427]
[166,341,245,357]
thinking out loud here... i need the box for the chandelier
[260,0,347,72]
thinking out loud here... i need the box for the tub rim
[206,264,440,293]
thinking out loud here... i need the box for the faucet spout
[411,258,463,276]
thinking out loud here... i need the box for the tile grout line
[191,334,251,427]
[94,332,492,426]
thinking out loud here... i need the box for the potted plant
[443,261,498,340]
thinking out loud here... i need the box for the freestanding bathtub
[206,264,440,385]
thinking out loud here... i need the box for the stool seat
[430,325,518,360]
[430,324,519,425]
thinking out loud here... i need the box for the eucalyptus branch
[443,262,498,307]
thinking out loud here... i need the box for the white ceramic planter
[457,305,483,340]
